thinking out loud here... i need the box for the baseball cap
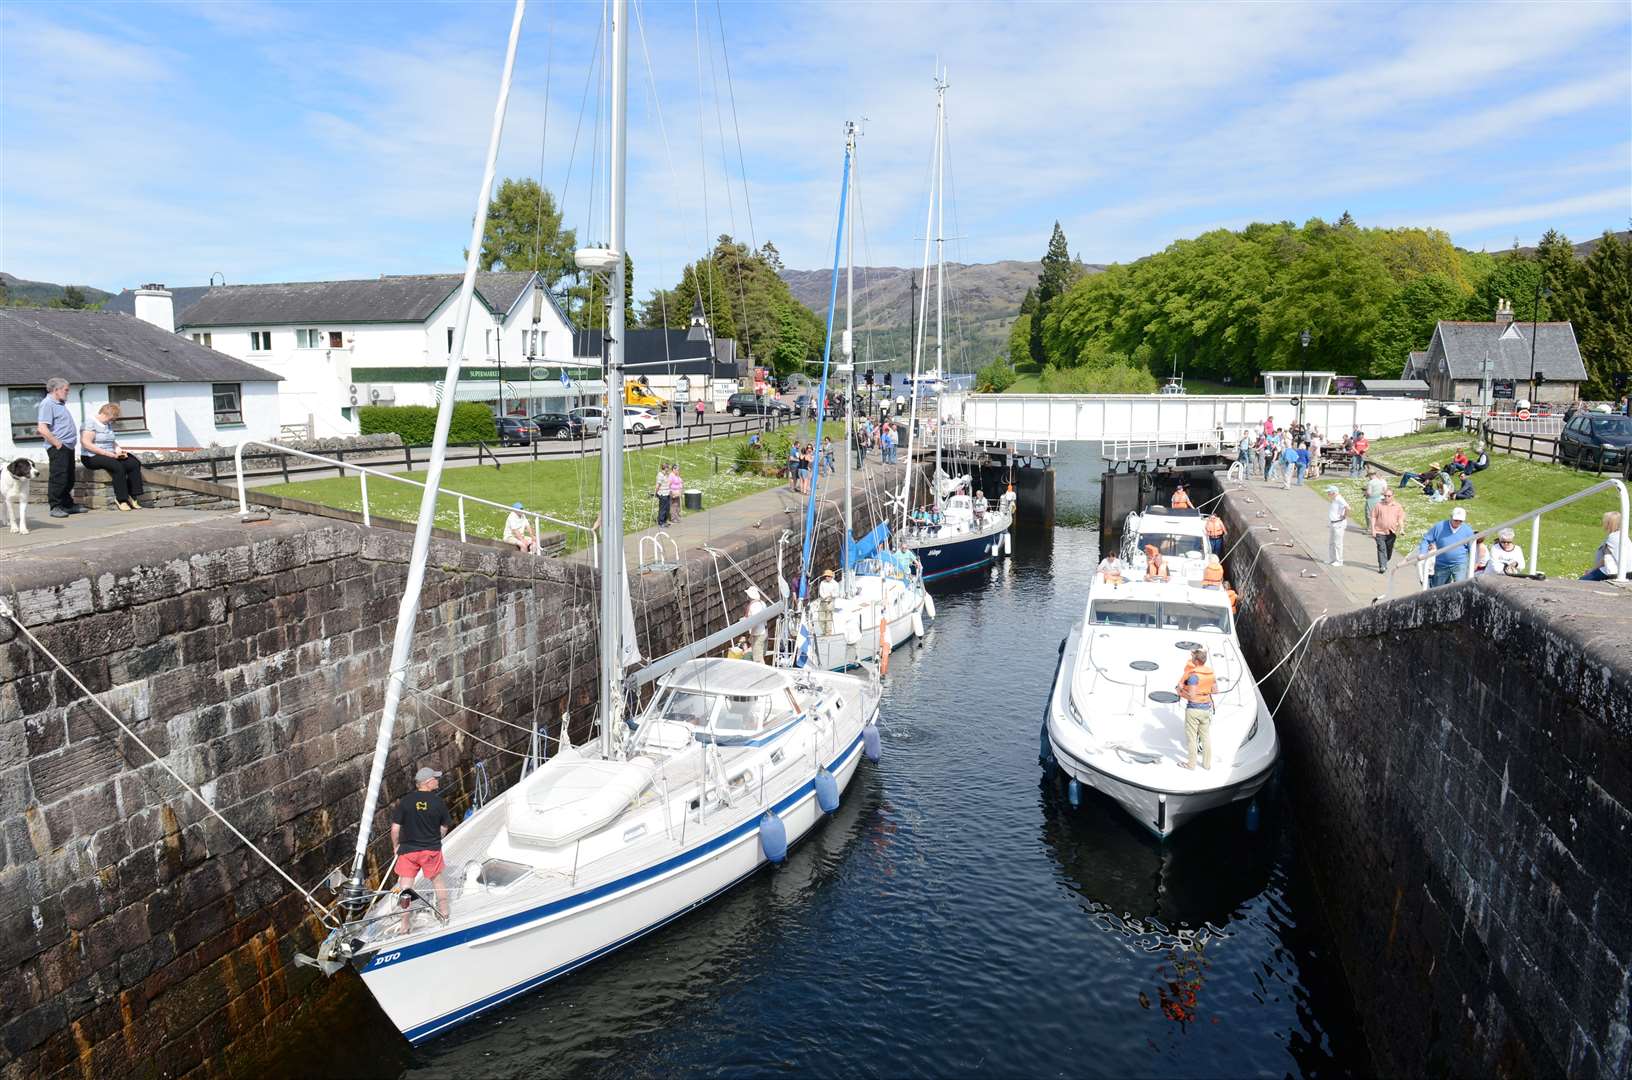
[1451,507,1467,521]
[511,501,524,510]
[414,766,443,783]
[1324,485,1339,493]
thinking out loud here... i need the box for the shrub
[975,355,1018,392]
[733,429,792,475]
[1038,362,1159,394]
[358,403,498,445]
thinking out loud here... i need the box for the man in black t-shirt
[391,765,453,930]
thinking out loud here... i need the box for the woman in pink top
[668,464,684,520]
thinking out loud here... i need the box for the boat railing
[1378,477,1628,601]
[232,439,597,557]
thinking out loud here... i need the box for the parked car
[495,417,541,445]
[623,407,662,433]
[532,412,584,440]
[1558,410,1632,467]
[570,406,606,434]
[725,391,794,417]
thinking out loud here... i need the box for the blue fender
[815,768,840,814]
[862,724,881,763]
[758,812,788,864]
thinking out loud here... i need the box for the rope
[1,602,337,925]
[1268,612,1327,718]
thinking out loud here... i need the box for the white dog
[3,457,38,533]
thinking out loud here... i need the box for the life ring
[1518,408,1531,421]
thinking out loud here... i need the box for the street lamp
[1528,280,1552,405]
[1298,328,1311,426]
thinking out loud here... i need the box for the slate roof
[0,308,282,384]
[572,328,741,377]
[103,272,541,328]
[1403,350,1429,379]
[1428,321,1587,382]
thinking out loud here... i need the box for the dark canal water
[393,449,1369,1078]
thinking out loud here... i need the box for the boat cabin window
[1160,603,1229,633]
[1138,531,1205,558]
[716,693,773,731]
[658,688,717,726]
[1089,599,1158,627]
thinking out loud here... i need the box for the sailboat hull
[357,729,870,1044]
[901,515,1012,582]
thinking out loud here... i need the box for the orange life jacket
[1202,562,1224,585]
[1179,663,1215,704]
[1226,587,1239,612]
[1205,515,1225,538]
[1146,556,1168,581]
[1170,489,1192,509]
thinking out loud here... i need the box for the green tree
[1029,222,1074,366]
[1006,313,1032,367]
[1576,230,1631,398]
[770,303,809,374]
[475,178,578,287]
[974,354,1017,392]
[1371,273,1466,375]
[55,285,89,309]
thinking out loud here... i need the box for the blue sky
[2,0,1628,299]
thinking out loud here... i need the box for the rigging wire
[1,602,337,925]
[529,0,557,275]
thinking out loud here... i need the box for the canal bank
[1215,470,1630,1080]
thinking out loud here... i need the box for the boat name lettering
[372,952,401,968]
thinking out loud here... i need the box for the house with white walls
[105,272,590,436]
[0,305,281,457]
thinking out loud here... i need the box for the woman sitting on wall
[78,403,146,510]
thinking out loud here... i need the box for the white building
[105,272,591,436]
[0,305,281,457]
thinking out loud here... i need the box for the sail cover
[620,572,642,668]
[847,522,891,568]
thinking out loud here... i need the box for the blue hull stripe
[922,557,993,582]
[386,730,868,1043]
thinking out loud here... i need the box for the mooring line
[0,601,338,925]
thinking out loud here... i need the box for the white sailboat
[798,121,932,672]
[895,76,1014,583]
[304,0,883,1042]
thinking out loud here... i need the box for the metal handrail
[232,439,597,553]
[1378,478,1628,600]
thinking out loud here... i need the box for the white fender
[1003,531,1012,556]
[923,591,936,620]
[912,611,926,639]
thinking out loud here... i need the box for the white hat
[1450,507,1467,521]
[745,585,762,600]
[1324,485,1339,493]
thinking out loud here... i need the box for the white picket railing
[232,440,596,555]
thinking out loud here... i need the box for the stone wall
[0,492,875,1078]
[1220,486,1630,1080]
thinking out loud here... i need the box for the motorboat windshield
[1138,531,1206,559]
[1087,595,1230,634]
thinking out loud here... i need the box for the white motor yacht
[1046,574,1277,838]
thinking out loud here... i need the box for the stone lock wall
[1220,488,1631,1080]
[0,493,876,1078]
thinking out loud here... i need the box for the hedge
[358,403,498,445]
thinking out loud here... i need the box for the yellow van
[624,381,668,410]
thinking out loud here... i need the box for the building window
[296,328,321,348]
[328,330,344,348]
[107,385,147,433]
[251,330,273,351]
[190,332,213,347]
[8,386,43,441]
[213,383,244,426]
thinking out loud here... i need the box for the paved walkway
[0,506,237,555]
[1217,469,1401,612]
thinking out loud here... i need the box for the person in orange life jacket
[1177,647,1216,770]
[1201,552,1225,586]
[1170,486,1193,509]
[1143,544,1168,581]
[1203,513,1226,556]
[392,766,453,932]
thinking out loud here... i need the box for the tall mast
[842,120,856,590]
[600,0,629,759]
[896,77,943,533]
[932,73,946,507]
[344,0,526,908]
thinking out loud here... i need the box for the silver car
[570,406,606,434]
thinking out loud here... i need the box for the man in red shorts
[391,765,453,931]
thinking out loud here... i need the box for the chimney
[1493,298,1514,328]
[133,283,175,334]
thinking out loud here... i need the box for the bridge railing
[232,440,597,555]
[1103,431,1224,462]
[1379,477,1628,600]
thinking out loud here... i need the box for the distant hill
[0,272,112,309]
[782,259,1103,372]
[1509,230,1630,260]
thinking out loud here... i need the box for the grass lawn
[1319,430,1621,578]
[265,428,842,552]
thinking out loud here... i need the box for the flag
[795,625,814,668]
[560,368,571,387]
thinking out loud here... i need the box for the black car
[495,417,541,445]
[1558,411,1632,467]
[531,412,584,440]
[725,392,794,417]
